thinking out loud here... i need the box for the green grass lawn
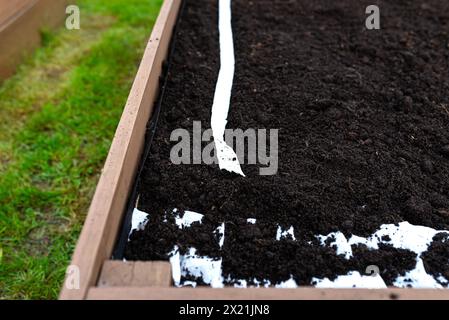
[0,0,162,299]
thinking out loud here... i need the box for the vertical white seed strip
[211,0,245,176]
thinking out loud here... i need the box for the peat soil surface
[125,0,449,286]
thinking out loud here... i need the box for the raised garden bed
[0,0,69,81]
[61,0,449,299]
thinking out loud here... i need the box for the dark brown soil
[422,233,449,285]
[124,0,449,286]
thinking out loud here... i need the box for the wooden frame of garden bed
[60,0,449,300]
[0,0,70,81]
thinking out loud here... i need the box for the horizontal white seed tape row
[130,208,449,288]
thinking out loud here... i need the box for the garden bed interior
[61,0,449,300]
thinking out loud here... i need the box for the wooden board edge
[86,287,449,300]
[59,0,182,300]
[98,261,172,287]
[0,0,38,32]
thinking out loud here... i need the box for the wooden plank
[0,0,70,81]
[86,287,449,300]
[0,0,36,29]
[59,0,182,300]
[98,261,172,287]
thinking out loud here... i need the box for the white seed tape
[211,0,245,176]
[129,208,149,240]
[129,207,449,288]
